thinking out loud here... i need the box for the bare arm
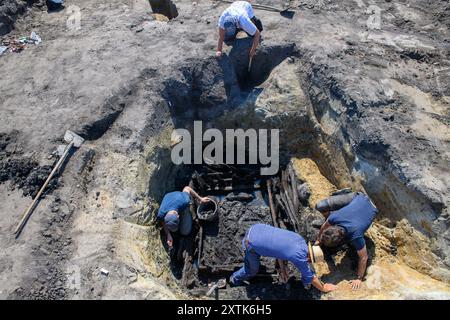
[216,28,225,57]
[357,246,368,278]
[350,246,368,290]
[249,29,260,57]
[183,186,209,204]
[163,224,173,248]
[311,276,336,293]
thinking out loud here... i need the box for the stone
[297,183,311,203]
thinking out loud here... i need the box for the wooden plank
[267,179,289,283]
[281,170,296,218]
[280,190,299,232]
[288,164,299,214]
[197,225,203,268]
[266,179,279,228]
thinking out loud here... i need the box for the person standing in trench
[315,192,378,290]
[215,1,263,59]
[157,186,210,248]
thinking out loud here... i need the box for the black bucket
[197,197,218,222]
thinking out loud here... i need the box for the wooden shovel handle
[14,141,74,238]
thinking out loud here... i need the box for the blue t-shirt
[328,193,377,250]
[246,224,315,285]
[157,191,190,221]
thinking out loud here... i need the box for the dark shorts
[251,17,263,33]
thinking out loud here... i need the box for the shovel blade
[64,130,84,148]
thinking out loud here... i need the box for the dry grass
[292,157,337,208]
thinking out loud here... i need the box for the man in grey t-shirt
[215,1,263,58]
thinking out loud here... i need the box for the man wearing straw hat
[230,223,337,293]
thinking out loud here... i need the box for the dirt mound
[0,0,42,35]
[0,130,57,197]
[0,158,57,197]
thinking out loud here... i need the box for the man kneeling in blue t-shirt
[316,192,378,290]
[157,186,210,248]
[230,224,337,293]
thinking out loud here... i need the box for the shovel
[206,278,227,296]
[214,0,293,14]
[14,130,84,238]
[242,55,253,85]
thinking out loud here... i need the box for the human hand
[201,197,211,203]
[215,50,222,58]
[166,233,173,248]
[322,283,337,293]
[350,279,362,291]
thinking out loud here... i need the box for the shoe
[228,276,241,287]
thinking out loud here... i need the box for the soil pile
[0,0,42,35]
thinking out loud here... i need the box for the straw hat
[308,242,324,264]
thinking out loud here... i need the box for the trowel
[14,130,84,238]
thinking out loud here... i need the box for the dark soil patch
[0,158,58,197]
[200,198,274,274]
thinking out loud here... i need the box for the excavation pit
[146,49,450,300]
[151,53,349,299]
[160,161,329,300]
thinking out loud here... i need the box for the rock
[75,149,96,174]
[0,1,42,36]
[42,230,52,238]
[297,183,311,203]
